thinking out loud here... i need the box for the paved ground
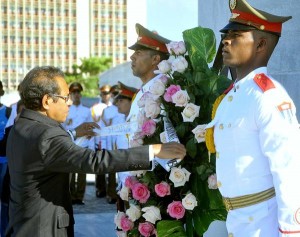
[73,176,117,237]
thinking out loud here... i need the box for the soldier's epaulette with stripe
[254,73,275,92]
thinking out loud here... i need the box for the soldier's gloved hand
[152,142,186,160]
[75,122,100,138]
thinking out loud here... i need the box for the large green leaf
[157,220,187,237]
[182,27,216,69]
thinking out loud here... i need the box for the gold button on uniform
[219,124,224,130]
[228,96,233,102]
[249,216,254,222]
[228,233,234,237]
[217,181,222,188]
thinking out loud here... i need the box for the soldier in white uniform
[91,84,112,123]
[98,85,125,204]
[208,0,300,236]
[62,82,95,205]
[90,84,113,198]
[114,82,138,211]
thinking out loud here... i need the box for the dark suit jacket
[6,109,150,237]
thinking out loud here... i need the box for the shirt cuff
[149,145,154,162]
[67,130,76,141]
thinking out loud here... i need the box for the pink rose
[154,181,171,197]
[120,215,134,232]
[141,120,156,136]
[163,85,181,102]
[138,222,155,237]
[167,201,185,219]
[132,183,150,203]
[125,176,139,189]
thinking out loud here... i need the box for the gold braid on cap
[205,94,226,153]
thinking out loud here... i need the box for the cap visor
[220,22,256,33]
[128,43,149,51]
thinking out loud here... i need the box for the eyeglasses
[51,94,70,103]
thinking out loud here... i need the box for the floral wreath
[114,26,231,237]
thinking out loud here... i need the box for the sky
[146,0,198,41]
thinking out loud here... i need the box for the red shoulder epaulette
[223,83,234,94]
[254,73,275,92]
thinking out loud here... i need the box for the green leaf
[186,138,197,158]
[157,220,187,237]
[183,27,216,68]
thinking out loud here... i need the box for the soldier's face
[130,49,156,79]
[222,30,257,68]
[70,90,82,105]
[116,98,131,116]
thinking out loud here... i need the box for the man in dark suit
[6,66,186,237]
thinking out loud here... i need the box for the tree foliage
[64,56,112,97]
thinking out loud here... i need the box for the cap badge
[230,0,237,10]
[230,13,240,19]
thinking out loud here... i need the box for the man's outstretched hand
[152,142,186,160]
[75,122,100,138]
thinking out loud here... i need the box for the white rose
[144,99,161,119]
[154,60,171,74]
[167,55,176,64]
[167,41,186,55]
[126,204,141,222]
[192,124,207,143]
[208,174,218,189]
[182,193,198,210]
[137,92,157,108]
[169,166,191,187]
[181,103,200,122]
[141,206,162,224]
[171,90,190,107]
[171,55,188,73]
[149,80,166,97]
[118,186,130,201]
[114,211,126,229]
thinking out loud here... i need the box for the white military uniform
[102,104,126,150]
[91,100,112,123]
[209,67,300,236]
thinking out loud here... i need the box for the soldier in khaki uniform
[207,0,300,236]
